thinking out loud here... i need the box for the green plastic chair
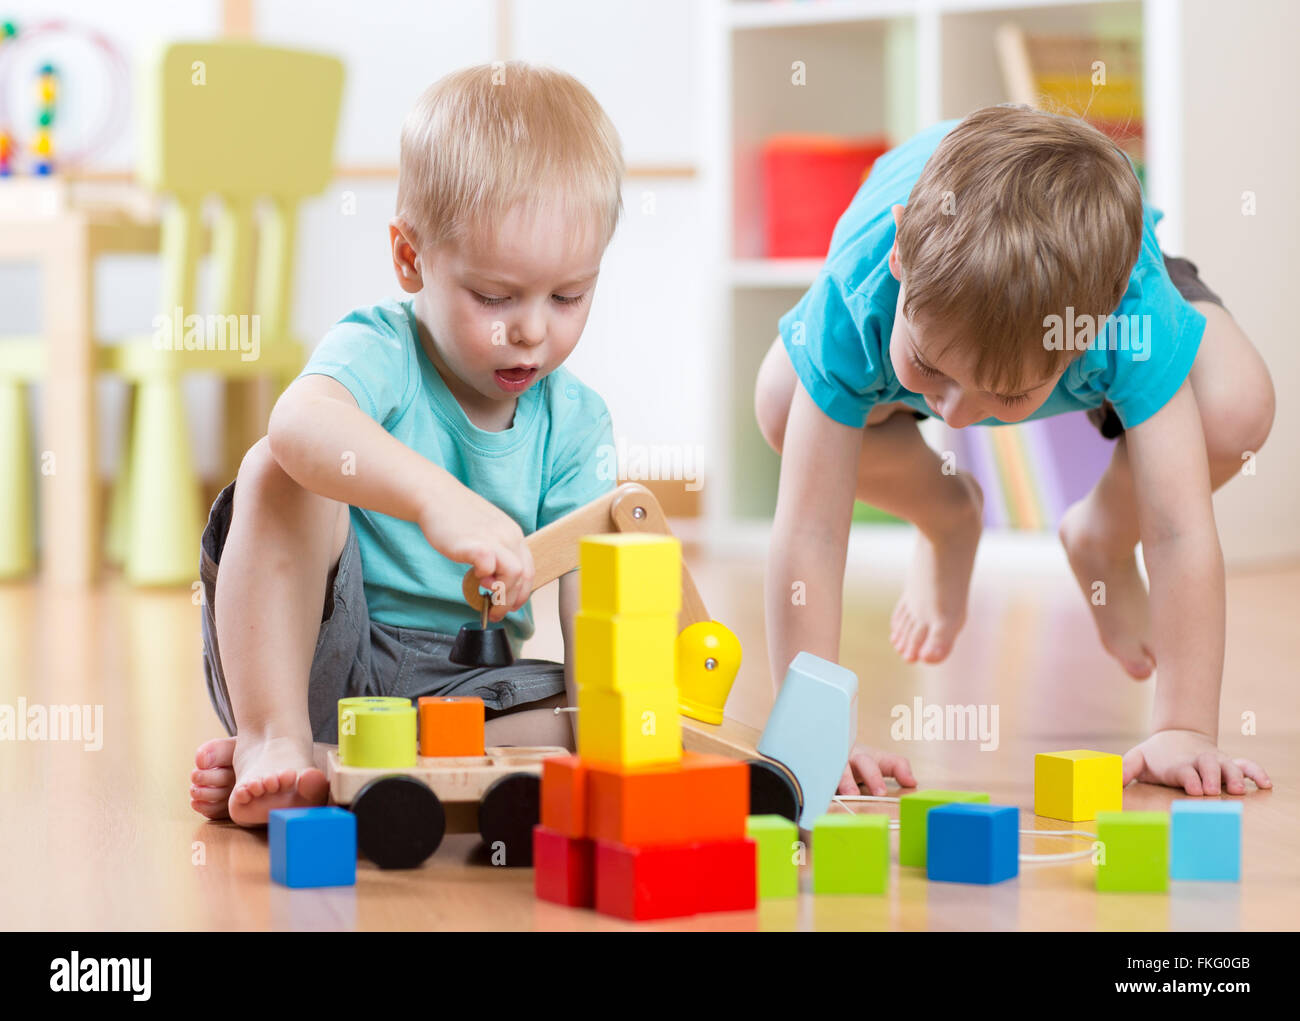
[96,40,344,584]
[0,340,40,579]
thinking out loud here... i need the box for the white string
[825,798,1100,864]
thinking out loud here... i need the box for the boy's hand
[416,484,535,622]
[837,744,918,797]
[1124,729,1272,796]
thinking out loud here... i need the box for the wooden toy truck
[315,742,567,869]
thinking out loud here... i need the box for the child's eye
[910,354,940,378]
[999,392,1031,406]
[472,291,509,306]
[552,292,587,306]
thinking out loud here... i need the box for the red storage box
[762,134,890,258]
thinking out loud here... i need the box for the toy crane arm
[460,482,710,630]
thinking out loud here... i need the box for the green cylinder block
[338,702,417,769]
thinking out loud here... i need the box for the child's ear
[389,217,423,294]
[888,204,905,282]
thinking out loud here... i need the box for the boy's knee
[235,435,288,499]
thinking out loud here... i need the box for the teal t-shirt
[298,298,615,650]
[779,118,1206,430]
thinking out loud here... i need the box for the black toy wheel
[477,772,541,867]
[747,759,801,824]
[351,775,446,869]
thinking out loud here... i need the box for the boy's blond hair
[895,105,1143,393]
[397,61,625,251]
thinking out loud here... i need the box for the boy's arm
[765,383,863,688]
[267,373,534,618]
[1124,379,1252,793]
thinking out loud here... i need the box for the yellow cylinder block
[338,702,417,769]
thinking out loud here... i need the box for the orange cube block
[588,761,687,846]
[680,752,749,842]
[541,755,588,838]
[417,695,485,757]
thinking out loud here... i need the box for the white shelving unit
[698,0,1176,556]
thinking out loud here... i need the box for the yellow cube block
[1034,749,1123,821]
[579,534,681,616]
[574,610,678,692]
[577,685,681,768]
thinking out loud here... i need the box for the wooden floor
[1,543,1296,931]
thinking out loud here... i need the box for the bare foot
[228,732,329,827]
[890,476,983,663]
[191,736,237,820]
[1059,496,1155,679]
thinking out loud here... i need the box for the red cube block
[680,752,748,841]
[540,755,588,838]
[533,825,594,908]
[695,838,758,913]
[595,840,698,921]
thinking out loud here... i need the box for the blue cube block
[1170,800,1242,881]
[269,807,357,888]
[926,803,1019,884]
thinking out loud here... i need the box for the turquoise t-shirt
[298,298,615,650]
[778,118,1206,430]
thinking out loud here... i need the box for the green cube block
[812,814,889,895]
[899,790,990,867]
[746,814,800,898]
[1097,811,1169,892]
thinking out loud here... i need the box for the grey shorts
[199,480,567,743]
[1087,253,1226,439]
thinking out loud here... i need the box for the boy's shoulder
[824,119,961,291]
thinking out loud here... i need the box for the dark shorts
[199,481,567,743]
[1087,253,1226,439]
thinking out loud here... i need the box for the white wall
[1181,0,1300,565]
[0,0,712,483]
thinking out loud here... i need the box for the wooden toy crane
[453,482,805,823]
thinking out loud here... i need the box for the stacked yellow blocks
[574,534,683,766]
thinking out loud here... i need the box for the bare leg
[484,693,572,748]
[212,436,350,825]
[1059,302,1275,678]
[755,337,983,663]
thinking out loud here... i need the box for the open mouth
[493,366,538,392]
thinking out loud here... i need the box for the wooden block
[680,751,748,841]
[577,684,681,769]
[540,755,588,838]
[1034,749,1123,822]
[269,807,356,888]
[898,790,990,867]
[695,838,757,913]
[338,702,417,769]
[813,814,889,894]
[533,825,594,907]
[1097,811,1169,892]
[757,652,858,828]
[926,803,1019,884]
[746,814,800,898]
[418,695,485,757]
[588,760,686,846]
[595,839,697,921]
[1170,800,1241,881]
[579,534,681,616]
[574,610,678,692]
